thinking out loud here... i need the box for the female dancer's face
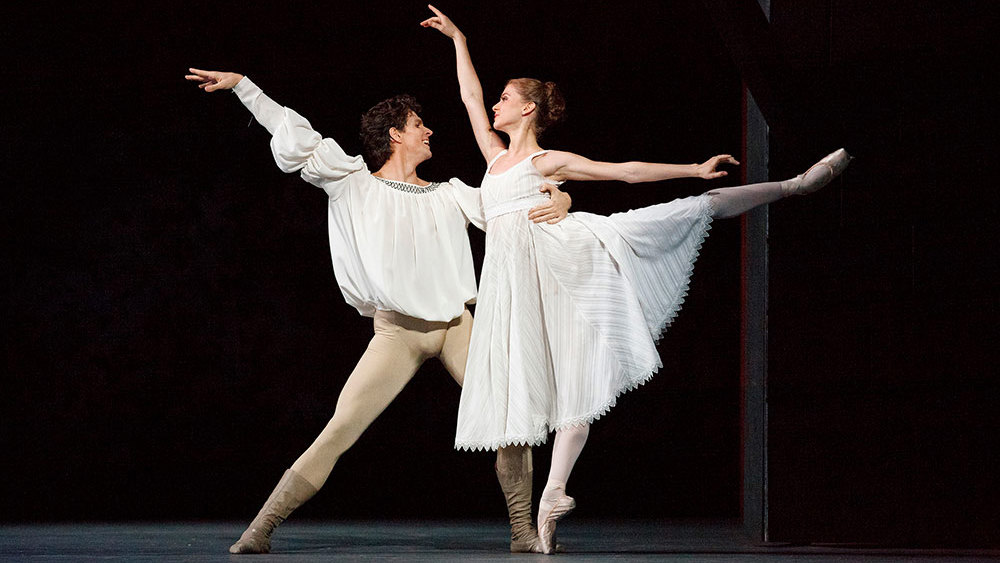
[491,86,532,133]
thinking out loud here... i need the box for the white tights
[706,180,794,219]
[541,424,590,506]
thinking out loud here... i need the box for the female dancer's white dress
[455,150,714,451]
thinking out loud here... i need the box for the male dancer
[187,68,569,554]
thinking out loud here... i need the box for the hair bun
[506,77,567,137]
[542,82,566,127]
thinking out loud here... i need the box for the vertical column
[699,0,773,541]
[741,82,770,542]
[741,0,770,543]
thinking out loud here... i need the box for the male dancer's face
[393,111,434,163]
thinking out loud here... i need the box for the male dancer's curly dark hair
[359,95,422,170]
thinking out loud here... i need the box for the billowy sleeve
[234,77,366,199]
[447,178,486,232]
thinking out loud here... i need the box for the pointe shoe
[229,469,317,554]
[511,535,564,554]
[537,494,576,555]
[785,148,853,196]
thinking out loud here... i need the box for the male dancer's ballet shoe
[496,448,553,553]
[783,148,853,196]
[498,465,545,553]
[229,469,317,554]
[537,494,576,555]
[511,536,543,553]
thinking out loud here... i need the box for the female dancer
[422,5,850,554]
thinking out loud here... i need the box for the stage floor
[1,520,997,562]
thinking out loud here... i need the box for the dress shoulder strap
[527,150,558,183]
[486,150,508,173]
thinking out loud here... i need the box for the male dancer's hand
[528,184,572,225]
[694,154,740,180]
[186,68,244,92]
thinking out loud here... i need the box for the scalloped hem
[455,432,549,452]
[455,362,663,451]
[650,196,714,344]
[551,364,662,432]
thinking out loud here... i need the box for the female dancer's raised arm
[421,6,738,186]
[421,5,506,163]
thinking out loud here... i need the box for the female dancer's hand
[694,154,740,179]
[420,4,463,39]
[186,68,244,92]
[528,184,572,225]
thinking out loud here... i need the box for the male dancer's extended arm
[186,69,283,133]
[186,68,364,193]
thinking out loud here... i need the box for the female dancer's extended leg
[707,181,789,218]
[708,148,852,218]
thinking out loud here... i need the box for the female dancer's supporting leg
[537,424,590,554]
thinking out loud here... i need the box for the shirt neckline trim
[374,176,442,193]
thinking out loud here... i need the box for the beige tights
[289,309,473,489]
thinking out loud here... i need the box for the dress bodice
[480,150,553,221]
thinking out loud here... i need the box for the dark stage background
[2,0,997,547]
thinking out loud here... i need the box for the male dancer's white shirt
[235,77,485,322]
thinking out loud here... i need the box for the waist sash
[484,195,549,222]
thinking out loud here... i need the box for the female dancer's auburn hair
[507,78,566,136]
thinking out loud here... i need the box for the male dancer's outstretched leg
[230,310,543,554]
[230,312,443,554]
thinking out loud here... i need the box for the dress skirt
[454,194,714,451]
